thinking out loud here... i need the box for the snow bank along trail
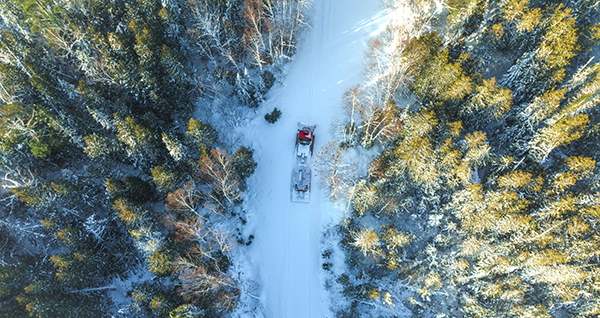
[242,1,392,317]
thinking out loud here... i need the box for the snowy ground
[239,1,395,317]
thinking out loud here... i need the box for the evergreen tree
[529,114,589,162]
[351,227,381,258]
[537,4,580,70]
[446,0,484,32]
[233,146,257,182]
[502,4,581,103]
[463,77,513,125]
[185,118,217,155]
[0,0,280,316]
[16,277,105,318]
[112,198,152,228]
[0,256,42,318]
[83,133,114,159]
[114,114,161,165]
[106,176,155,203]
[0,102,61,158]
[152,164,181,193]
[411,49,474,102]
[162,133,186,162]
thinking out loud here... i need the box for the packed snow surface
[241,1,395,317]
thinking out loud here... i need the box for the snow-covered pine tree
[463,77,513,126]
[529,113,589,162]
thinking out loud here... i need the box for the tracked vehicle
[291,123,316,203]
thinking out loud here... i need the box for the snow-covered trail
[242,1,392,317]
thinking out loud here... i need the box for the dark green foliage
[261,70,276,93]
[41,217,135,284]
[147,245,175,277]
[105,176,155,203]
[0,102,63,158]
[112,197,153,228]
[16,276,106,318]
[0,256,41,318]
[83,133,114,159]
[411,49,474,102]
[114,114,165,165]
[152,164,181,193]
[234,71,261,108]
[186,118,218,155]
[233,146,257,182]
[50,179,78,196]
[105,178,130,198]
[130,282,180,317]
[264,107,282,124]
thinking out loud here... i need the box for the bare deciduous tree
[314,141,358,200]
[199,148,242,205]
[243,0,267,67]
[169,213,239,311]
[343,86,403,148]
[166,181,201,216]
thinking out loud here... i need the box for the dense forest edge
[0,0,310,317]
[318,0,600,317]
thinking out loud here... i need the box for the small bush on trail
[265,108,282,124]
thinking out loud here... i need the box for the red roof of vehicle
[299,130,312,140]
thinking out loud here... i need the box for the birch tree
[314,141,358,200]
[198,148,242,205]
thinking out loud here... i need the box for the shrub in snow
[264,107,282,124]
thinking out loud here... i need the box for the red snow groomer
[296,128,314,158]
[291,123,316,203]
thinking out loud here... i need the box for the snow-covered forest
[325,0,600,317]
[0,0,309,316]
[1,0,600,317]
